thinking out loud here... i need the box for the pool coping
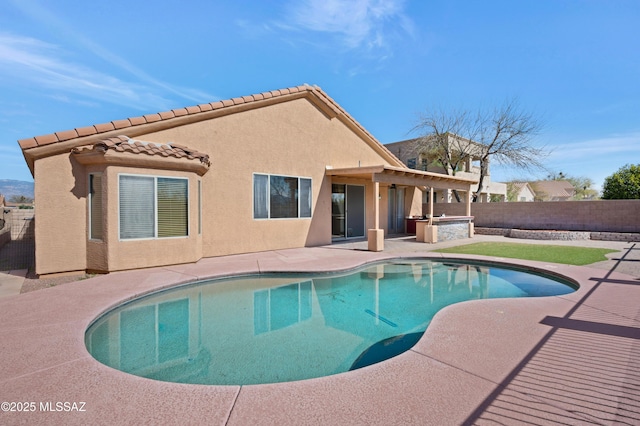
[1,246,638,425]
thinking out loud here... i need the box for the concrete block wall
[0,225,9,249]
[426,200,640,233]
[9,209,35,240]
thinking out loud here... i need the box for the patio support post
[368,181,384,252]
[373,181,380,229]
[429,187,434,221]
[422,186,437,243]
[467,186,474,237]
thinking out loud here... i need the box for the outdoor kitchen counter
[416,216,474,243]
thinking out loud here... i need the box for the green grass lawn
[434,242,617,266]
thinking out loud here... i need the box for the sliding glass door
[388,186,405,234]
[332,184,365,239]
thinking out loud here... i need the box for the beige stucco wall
[34,155,87,275]
[81,165,203,273]
[139,98,398,258]
[33,156,204,275]
[30,96,405,274]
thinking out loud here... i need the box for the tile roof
[72,135,211,166]
[18,84,404,173]
[18,85,344,150]
[531,180,575,199]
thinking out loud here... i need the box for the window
[253,173,312,219]
[89,174,103,240]
[119,175,188,240]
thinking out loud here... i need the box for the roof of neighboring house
[531,180,575,199]
[385,135,487,158]
[71,135,211,166]
[19,84,404,174]
[508,182,536,200]
[510,182,535,192]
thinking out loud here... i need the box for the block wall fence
[7,209,35,241]
[426,200,640,234]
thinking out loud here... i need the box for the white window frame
[253,173,312,220]
[118,173,190,241]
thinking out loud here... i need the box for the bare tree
[413,99,547,201]
[412,108,481,201]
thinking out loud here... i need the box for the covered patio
[326,164,478,250]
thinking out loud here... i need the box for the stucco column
[368,181,383,251]
[373,181,379,229]
[429,187,434,219]
[466,188,472,216]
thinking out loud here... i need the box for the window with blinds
[89,174,103,240]
[253,173,312,219]
[119,175,189,240]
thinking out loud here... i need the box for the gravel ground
[20,272,95,293]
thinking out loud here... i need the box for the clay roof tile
[94,122,116,132]
[18,138,38,149]
[172,108,188,117]
[55,130,79,141]
[158,111,175,120]
[76,126,98,137]
[34,133,59,146]
[129,116,147,126]
[185,106,200,114]
[112,119,131,130]
[143,113,161,123]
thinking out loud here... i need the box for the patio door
[388,186,405,234]
[332,184,365,239]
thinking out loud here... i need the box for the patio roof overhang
[325,165,478,190]
[326,165,478,252]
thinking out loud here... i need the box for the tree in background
[8,195,33,204]
[7,195,34,209]
[601,164,640,199]
[413,99,548,202]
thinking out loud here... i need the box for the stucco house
[531,180,575,201]
[19,85,477,276]
[385,137,507,203]
[508,182,536,202]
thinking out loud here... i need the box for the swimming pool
[85,259,576,385]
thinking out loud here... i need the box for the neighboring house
[18,85,477,276]
[508,182,536,202]
[531,180,576,201]
[385,137,507,203]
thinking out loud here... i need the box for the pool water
[85,260,576,385]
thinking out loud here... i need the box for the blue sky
[1,0,639,191]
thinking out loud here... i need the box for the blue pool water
[85,259,576,385]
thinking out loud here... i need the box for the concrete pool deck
[0,236,638,425]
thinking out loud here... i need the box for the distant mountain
[0,180,34,200]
